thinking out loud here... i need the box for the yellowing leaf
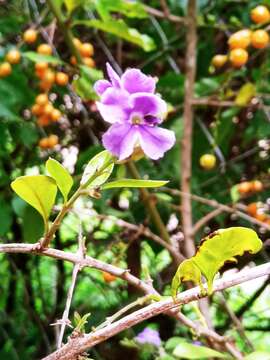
[46,158,73,202]
[173,342,228,359]
[235,83,256,106]
[171,227,262,298]
[11,175,57,227]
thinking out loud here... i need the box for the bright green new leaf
[23,51,63,65]
[73,19,155,52]
[81,150,114,188]
[173,342,228,359]
[95,0,147,20]
[102,179,168,189]
[11,175,57,226]
[171,227,262,298]
[235,83,256,106]
[73,66,103,101]
[230,184,240,203]
[46,158,73,202]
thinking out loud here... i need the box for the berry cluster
[246,202,270,224]
[212,5,270,69]
[71,38,95,68]
[237,180,263,194]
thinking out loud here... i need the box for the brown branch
[181,0,197,258]
[0,242,240,357]
[42,262,270,360]
[144,5,186,24]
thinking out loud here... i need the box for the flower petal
[106,63,121,88]
[138,125,175,160]
[130,93,167,117]
[102,123,138,160]
[98,87,131,123]
[121,68,156,94]
[94,80,112,96]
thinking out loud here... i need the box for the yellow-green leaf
[171,227,262,298]
[173,342,228,359]
[81,150,114,188]
[235,83,256,106]
[102,179,168,189]
[46,158,73,202]
[11,175,57,226]
[23,51,63,65]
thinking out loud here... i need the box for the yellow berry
[80,42,94,57]
[0,62,12,77]
[6,49,21,64]
[23,29,38,43]
[228,30,251,50]
[35,93,49,106]
[211,54,228,68]
[251,5,270,24]
[50,109,62,122]
[83,57,95,68]
[229,48,248,68]
[199,154,216,170]
[251,30,269,49]
[37,44,52,56]
[55,72,69,86]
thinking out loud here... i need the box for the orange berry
[23,28,38,43]
[31,104,44,116]
[238,181,252,194]
[254,212,267,222]
[73,38,82,48]
[43,103,54,116]
[102,271,116,283]
[80,42,94,57]
[229,48,248,68]
[251,30,269,49]
[70,56,77,65]
[50,108,62,122]
[6,49,21,64]
[211,54,228,68]
[35,93,49,106]
[55,72,69,86]
[48,134,59,147]
[247,203,257,216]
[39,137,49,149]
[251,5,270,24]
[43,69,55,84]
[83,57,95,68]
[251,180,263,192]
[37,115,50,127]
[0,62,12,77]
[37,43,52,55]
[35,62,48,72]
[39,80,53,91]
[228,30,251,50]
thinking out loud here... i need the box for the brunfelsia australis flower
[94,63,175,161]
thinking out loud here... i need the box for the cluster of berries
[71,38,95,68]
[0,48,21,78]
[212,5,270,69]
[238,180,263,194]
[246,202,270,224]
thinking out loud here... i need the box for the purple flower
[135,328,162,347]
[94,63,175,161]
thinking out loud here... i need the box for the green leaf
[95,0,148,20]
[173,342,228,359]
[80,150,114,188]
[22,206,44,243]
[11,175,57,226]
[244,352,270,360]
[64,0,84,13]
[23,51,63,64]
[73,66,103,101]
[73,19,155,52]
[230,184,240,203]
[171,227,262,297]
[0,197,12,236]
[102,179,168,189]
[235,83,256,106]
[46,158,73,202]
